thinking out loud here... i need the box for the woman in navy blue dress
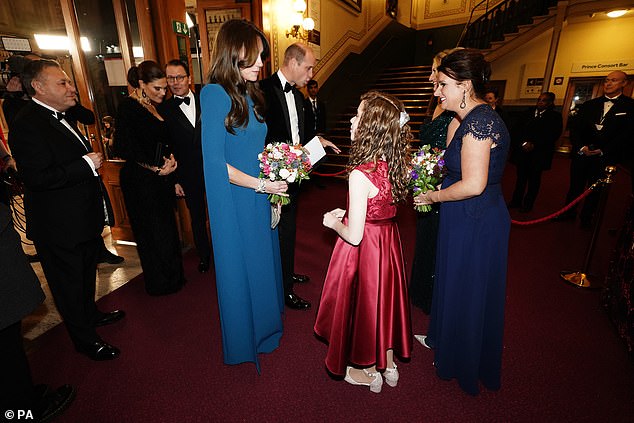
[415,49,510,395]
[200,19,288,370]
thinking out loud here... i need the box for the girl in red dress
[314,91,413,393]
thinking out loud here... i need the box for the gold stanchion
[560,166,617,289]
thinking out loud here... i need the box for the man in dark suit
[0,203,75,420]
[559,71,634,226]
[260,43,339,310]
[508,92,563,212]
[159,59,211,273]
[9,59,124,360]
[304,79,326,141]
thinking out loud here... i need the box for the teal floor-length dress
[200,84,284,369]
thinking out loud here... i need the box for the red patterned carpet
[27,155,634,422]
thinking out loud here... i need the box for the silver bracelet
[255,178,266,193]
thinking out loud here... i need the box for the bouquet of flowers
[409,144,446,212]
[258,142,312,206]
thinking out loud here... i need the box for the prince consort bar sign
[571,60,634,73]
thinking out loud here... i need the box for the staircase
[318,65,435,176]
[460,0,559,61]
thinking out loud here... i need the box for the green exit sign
[172,20,189,36]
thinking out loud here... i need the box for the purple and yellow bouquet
[258,142,312,205]
[409,144,446,212]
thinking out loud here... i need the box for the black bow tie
[54,111,66,121]
[284,82,293,93]
[603,96,616,104]
[175,96,191,106]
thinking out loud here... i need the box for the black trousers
[182,183,211,262]
[511,156,544,209]
[0,321,35,410]
[34,237,101,346]
[278,184,300,294]
[564,155,604,221]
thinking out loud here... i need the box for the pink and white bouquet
[409,144,446,212]
[258,142,312,205]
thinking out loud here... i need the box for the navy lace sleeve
[464,106,504,144]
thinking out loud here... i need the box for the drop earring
[460,90,466,109]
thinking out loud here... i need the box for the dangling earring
[460,90,466,109]
[142,90,147,98]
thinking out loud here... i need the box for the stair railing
[459,0,558,50]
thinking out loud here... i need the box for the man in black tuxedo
[304,79,326,141]
[508,92,562,212]
[559,71,634,226]
[9,59,123,360]
[1,202,75,420]
[158,59,211,273]
[260,43,339,310]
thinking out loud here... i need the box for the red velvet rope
[312,169,348,177]
[510,186,595,225]
[311,170,604,227]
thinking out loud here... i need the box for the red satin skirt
[314,218,412,376]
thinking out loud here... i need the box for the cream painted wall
[265,0,391,83]
[551,15,634,99]
[410,0,504,29]
[488,14,634,104]
[491,28,552,103]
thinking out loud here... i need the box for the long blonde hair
[347,91,412,202]
[206,19,268,134]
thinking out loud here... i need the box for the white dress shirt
[176,90,196,127]
[277,71,300,145]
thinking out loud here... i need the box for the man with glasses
[158,59,211,273]
[558,71,634,226]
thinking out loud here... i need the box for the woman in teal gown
[200,19,288,369]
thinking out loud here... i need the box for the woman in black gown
[114,61,185,295]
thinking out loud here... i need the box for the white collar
[277,70,292,89]
[32,97,65,114]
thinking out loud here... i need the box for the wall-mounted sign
[172,20,190,37]
[571,60,633,73]
[1,37,32,52]
[524,77,543,95]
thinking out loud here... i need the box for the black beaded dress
[410,110,454,313]
[114,97,185,295]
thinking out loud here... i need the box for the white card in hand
[304,136,326,166]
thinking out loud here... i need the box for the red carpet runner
[28,156,634,422]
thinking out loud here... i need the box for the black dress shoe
[76,341,120,361]
[198,259,210,273]
[292,273,310,283]
[95,310,126,327]
[34,384,76,423]
[98,250,124,264]
[285,292,311,310]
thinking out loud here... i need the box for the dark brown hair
[348,91,412,202]
[206,19,269,134]
[127,60,165,89]
[21,59,61,96]
[438,49,491,99]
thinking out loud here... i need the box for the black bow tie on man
[54,111,66,121]
[284,82,293,93]
[174,96,191,106]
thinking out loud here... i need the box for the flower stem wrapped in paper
[258,142,312,206]
[410,144,446,212]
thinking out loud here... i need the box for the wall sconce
[286,0,315,40]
